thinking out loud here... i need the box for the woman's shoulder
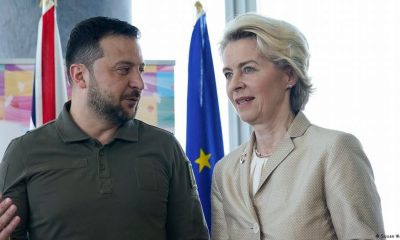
[308,123,358,139]
[305,123,362,150]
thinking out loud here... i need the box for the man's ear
[70,64,88,89]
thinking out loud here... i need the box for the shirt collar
[55,101,139,143]
[113,119,139,142]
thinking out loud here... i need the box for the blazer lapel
[255,112,311,195]
[256,135,294,194]
[238,134,259,219]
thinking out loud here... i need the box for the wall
[0,0,131,58]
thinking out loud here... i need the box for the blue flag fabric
[186,13,224,230]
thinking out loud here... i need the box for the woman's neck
[253,111,295,156]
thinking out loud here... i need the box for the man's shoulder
[25,120,56,138]
[15,120,58,144]
[135,119,172,134]
[2,121,58,162]
[134,119,176,142]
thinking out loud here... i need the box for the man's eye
[117,68,130,75]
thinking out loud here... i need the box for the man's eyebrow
[113,61,134,66]
[113,61,146,69]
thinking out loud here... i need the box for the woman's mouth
[235,96,255,105]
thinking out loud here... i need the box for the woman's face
[222,38,293,125]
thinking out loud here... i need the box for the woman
[211,13,384,240]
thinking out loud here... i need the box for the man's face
[87,35,145,125]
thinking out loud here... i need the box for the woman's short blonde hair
[220,13,313,114]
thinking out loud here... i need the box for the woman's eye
[243,66,255,73]
[224,72,233,80]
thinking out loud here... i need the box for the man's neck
[69,101,120,145]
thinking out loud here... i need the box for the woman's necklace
[254,145,272,158]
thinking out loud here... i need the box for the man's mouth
[124,90,141,102]
[125,96,140,102]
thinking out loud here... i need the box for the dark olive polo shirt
[0,102,209,240]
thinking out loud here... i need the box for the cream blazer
[211,112,384,240]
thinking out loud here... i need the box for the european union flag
[186,12,224,230]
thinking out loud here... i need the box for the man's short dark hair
[65,16,141,84]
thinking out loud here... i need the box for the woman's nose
[229,75,245,92]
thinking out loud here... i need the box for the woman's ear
[70,64,87,89]
[284,67,298,89]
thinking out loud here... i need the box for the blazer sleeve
[324,133,384,239]
[165,139,209,240]
[211,162,229,240]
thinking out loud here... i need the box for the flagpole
[195,1,204,17]
[40,0,59,13]
[40,0,49,14]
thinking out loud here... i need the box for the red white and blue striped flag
[31,0,67,128]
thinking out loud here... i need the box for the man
[0,16,209,239]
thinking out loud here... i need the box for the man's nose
[129,71,145,90]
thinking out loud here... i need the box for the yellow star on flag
[195,148,211,173]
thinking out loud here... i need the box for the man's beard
[87,74,140,125]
